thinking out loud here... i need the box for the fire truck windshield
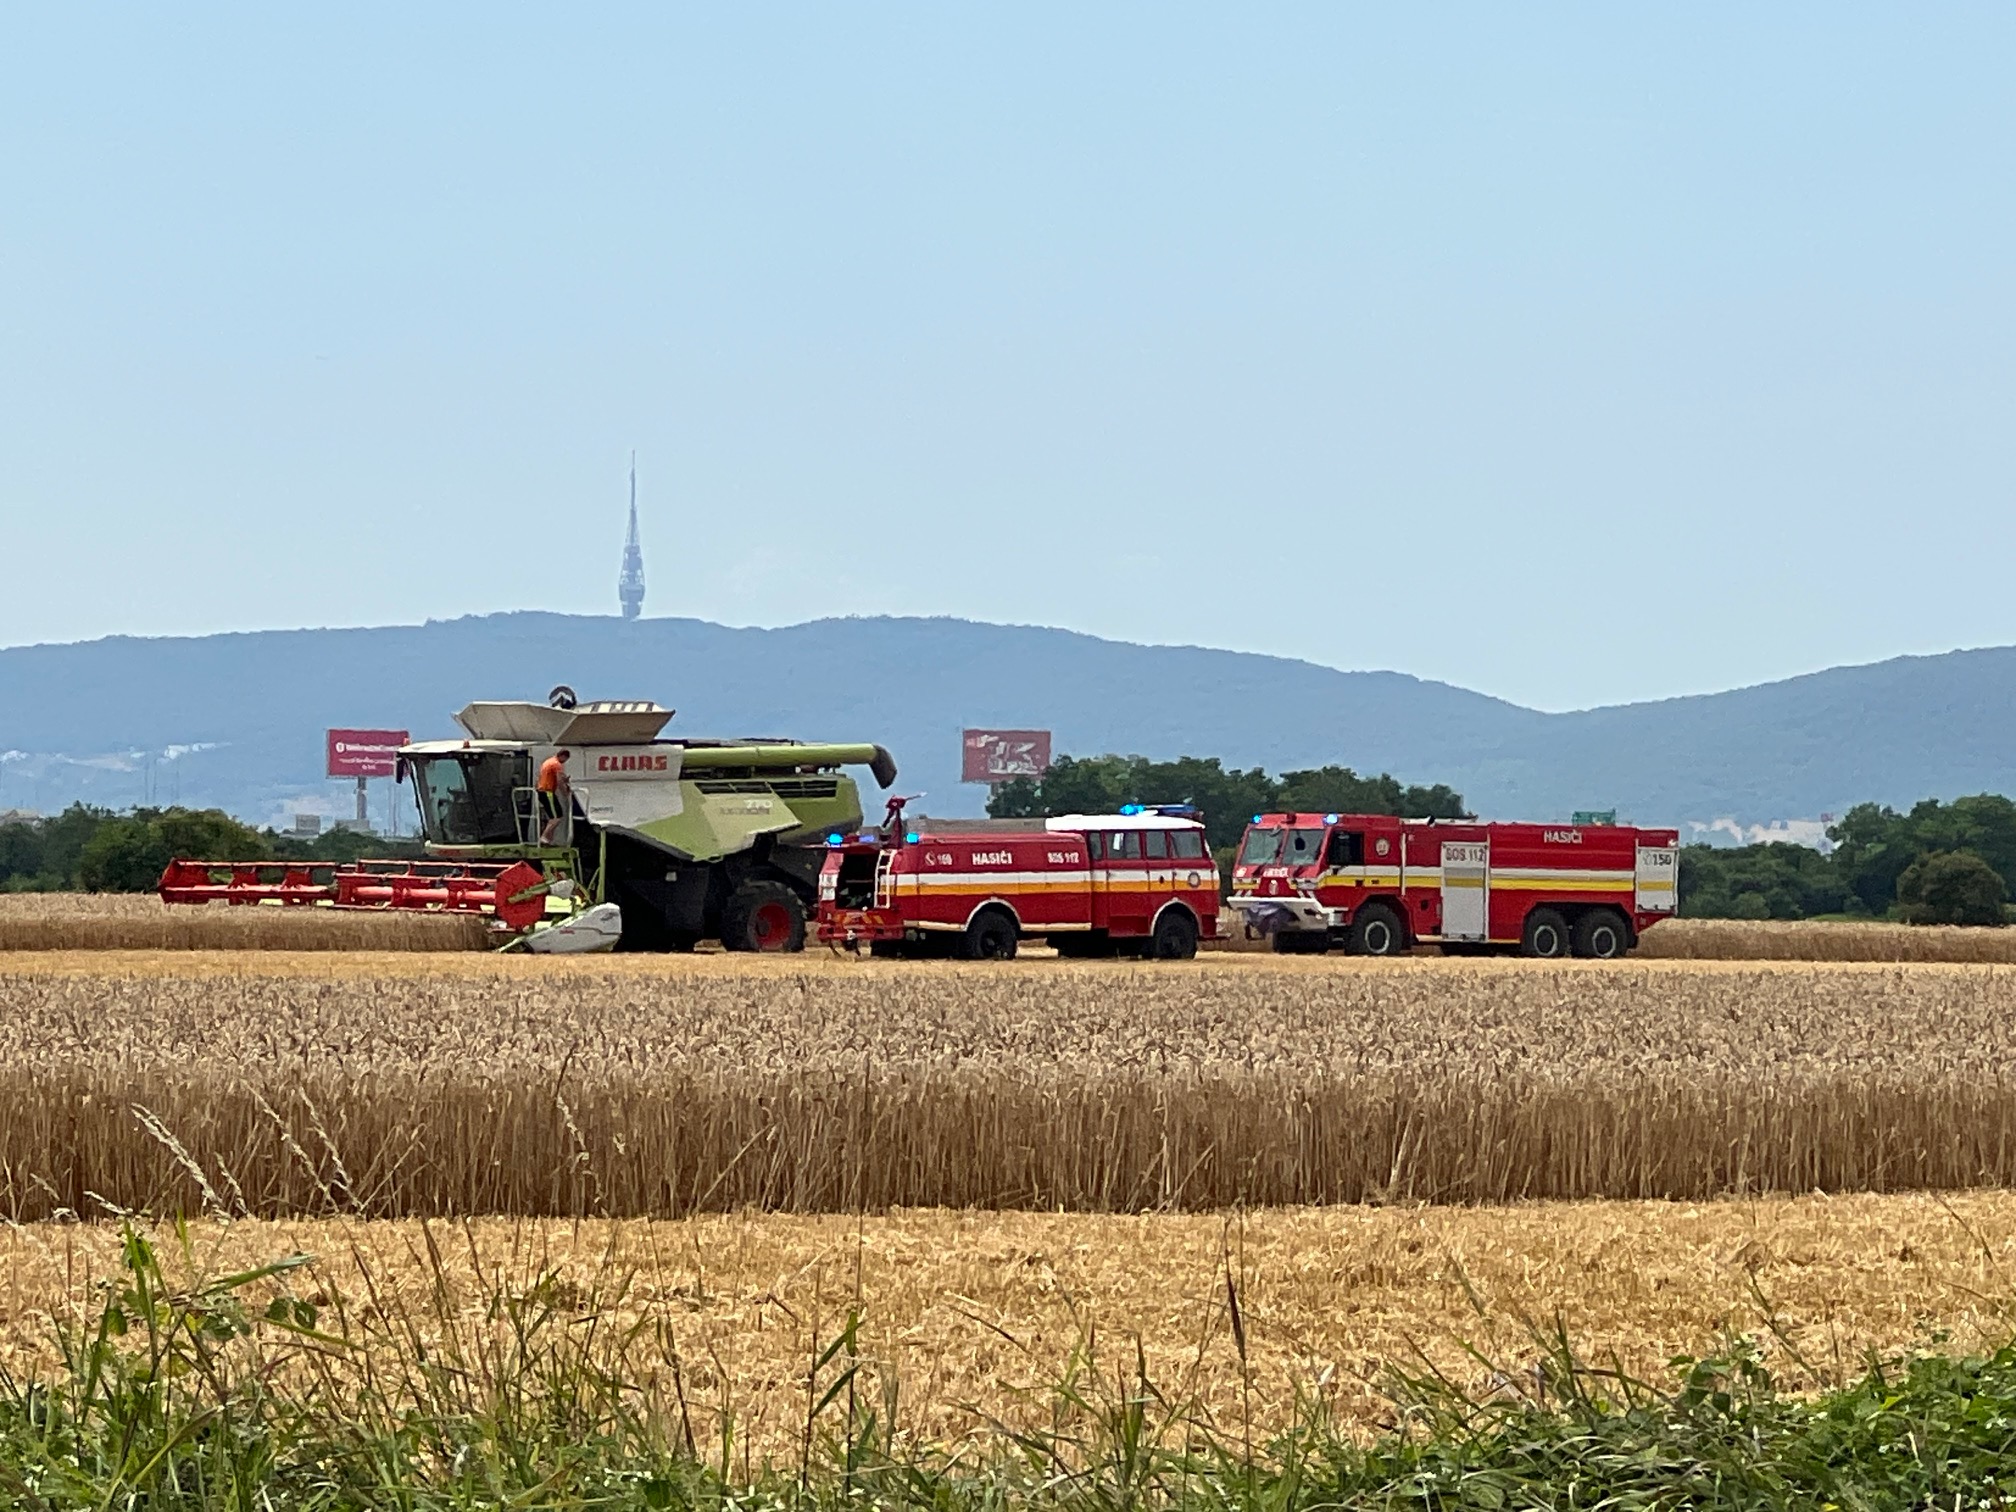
[1237,828,1284,866]
[1281,827,1328,866]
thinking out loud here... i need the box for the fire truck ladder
[873,845,899,909]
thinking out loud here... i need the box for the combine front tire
[721,882,807,953]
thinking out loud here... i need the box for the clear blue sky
[3,6,2011,712]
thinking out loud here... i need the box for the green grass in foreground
[6,1226,2016,1509]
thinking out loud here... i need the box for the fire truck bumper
[816,908,908,944]
[1227,895,1336,933]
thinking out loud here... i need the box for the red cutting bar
[159,858,548,932]
[157,859,339,907]
[331,861,546,930]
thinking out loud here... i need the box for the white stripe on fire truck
[898,873,1209,892]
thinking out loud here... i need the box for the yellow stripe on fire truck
[1302,867,1639,892]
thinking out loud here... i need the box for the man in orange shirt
[537,748,572,843]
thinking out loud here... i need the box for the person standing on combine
[538,748,572,843]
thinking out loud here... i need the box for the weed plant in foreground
[6,1222,2016,1509]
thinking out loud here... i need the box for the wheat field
[4,1194,2014,1454]
[1636,917,2016,962]
[7,895,2007,963]
[0,893,489,951]
[4,952,2014,1218]
[9,891,2014,961]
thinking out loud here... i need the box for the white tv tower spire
[618,451,645,621]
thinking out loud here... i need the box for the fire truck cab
[1228,812,1679,958]
[816,808,1221,960]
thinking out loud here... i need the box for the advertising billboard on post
[961,729,1052,784]
[326,729,409,780]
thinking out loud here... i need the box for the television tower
[618,451,646,621]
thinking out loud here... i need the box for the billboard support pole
[356,776,368,827]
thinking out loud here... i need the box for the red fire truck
[816,806,1221,959]
[1228,812,1679,957]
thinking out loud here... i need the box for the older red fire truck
[816,805,1220,959]
[1229,812,1679,957]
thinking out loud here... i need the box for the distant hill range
[2,612,2012,837]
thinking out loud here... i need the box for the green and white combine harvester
[158,687,898,954]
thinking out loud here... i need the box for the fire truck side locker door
[1635,844,1678,914]
[1441,840,1489,941]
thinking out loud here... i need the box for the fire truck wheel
[721,882,807,953]
[1150,908,1199,960]
[1348,903,1407,957]
[1572,909,1631,959]
[961,908,1019,961]
[1520,908,1571,959]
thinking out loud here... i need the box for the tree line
[0,805,422,893]
[1682,796,2016,924]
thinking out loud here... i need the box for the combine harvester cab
[160,689,898,954]
[1228,812,1679,958]
[816,803,1220,960]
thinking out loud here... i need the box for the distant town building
[618,451,646,621]
[0,808,40,826]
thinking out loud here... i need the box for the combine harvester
[159,687,898,953]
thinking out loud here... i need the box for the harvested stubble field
[4,1193,2015,1454]
[0,892,487,951]
[4,951,2015,1218]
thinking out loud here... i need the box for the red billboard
[326,728,409,779]
[962,729,1052,784]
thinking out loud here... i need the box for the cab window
[1237,828,1284,866]
[1325,830,1365,867]
[1171,830,1206,861]
[1086,833,1106,862]
[1143,830,1169,860]
[1282,827,1327,866]
[1107,831,1142,860]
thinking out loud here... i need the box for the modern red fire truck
[816,805,1220,959]
[1228,812,1679,957]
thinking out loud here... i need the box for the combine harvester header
[156,858,552,933]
